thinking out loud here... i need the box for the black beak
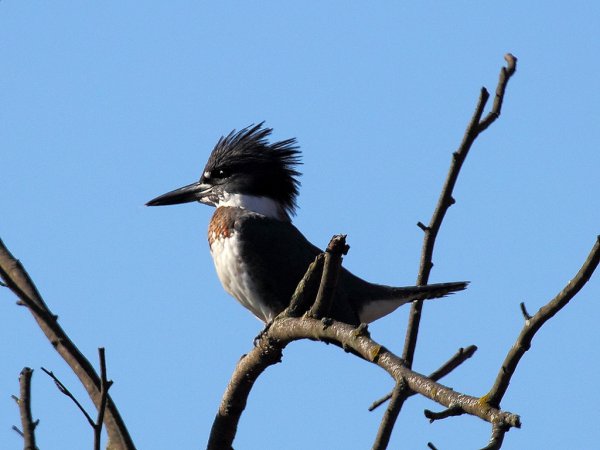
[146,181,211,206]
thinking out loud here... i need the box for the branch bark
[368,345,477,411]
[208,317,520,449]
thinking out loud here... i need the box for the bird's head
[146,123,302,221]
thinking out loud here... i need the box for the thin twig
[284,254,325,318]
[479,54,518,131]
[42,367,95,427]
[519,302,531,321]
[16,367,37,450]
[428,345,478,380]
[368,393,392,412]
[308,235,349,319]
[95,347,113,450]
[485,235,600,408]
[424,405,463,422]
[0,238,135,450]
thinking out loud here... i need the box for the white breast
[209,231,275,323]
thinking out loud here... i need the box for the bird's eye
[213,168,230,179]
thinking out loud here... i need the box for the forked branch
[405,53,517,367]
[372,54,517,449]
[208,316,520,449]
[476,236,600,446]
[486,236,600,407]
[42,348,114,450]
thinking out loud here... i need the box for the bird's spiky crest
[203,123,302,215]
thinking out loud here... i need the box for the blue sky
[1,2,599,449]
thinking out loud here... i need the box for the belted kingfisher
[147,124,467,326]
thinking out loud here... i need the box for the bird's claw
[253,320,274,346]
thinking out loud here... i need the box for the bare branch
[0,238,135,450]
[485,235,600,408]
[16,367,37,450]
[368,344,477,411]
[479,54,518,131]
[209,317,520,449]
[308,235,349,320]
[368,393,392,412]
[519,302,532,321]
[404,54,518,368]
[417,222,430,232]
[424,405,463,422]
[428,345,478,381]
[207,337,284,450]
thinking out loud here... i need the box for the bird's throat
[217,193,289,221]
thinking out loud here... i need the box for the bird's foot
[352,323,370,338]
[321,317,333,329]
[254,321,273,346]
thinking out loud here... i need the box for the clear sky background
[1,2,599,449]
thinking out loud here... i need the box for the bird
[146,123,467,326]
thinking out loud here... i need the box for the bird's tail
[356,281,468,323]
